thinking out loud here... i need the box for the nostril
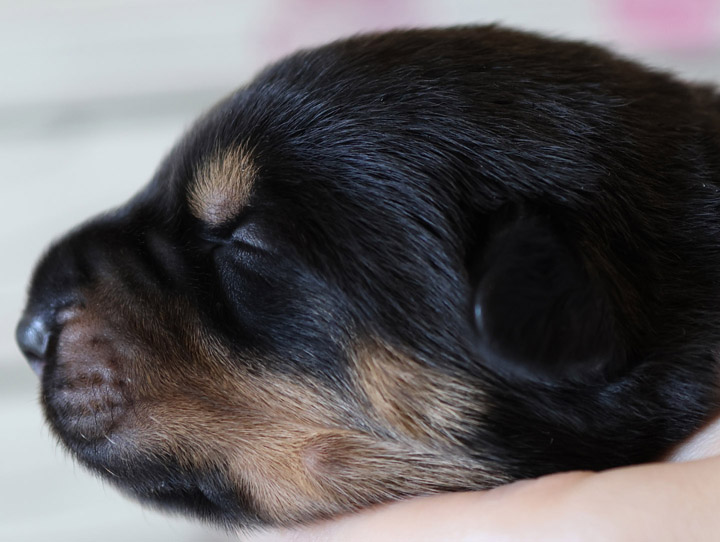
[16,313,53,377]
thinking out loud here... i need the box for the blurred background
[1,1,719,540]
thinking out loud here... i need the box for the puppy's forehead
[188,145,256,226]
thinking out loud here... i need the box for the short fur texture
[16,26,720,528]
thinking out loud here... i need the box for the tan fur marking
[189,146,256,225]
[351,341,481,446]
[63,283,505,525]
[127,334,500,524]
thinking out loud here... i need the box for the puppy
[16,26,720,528]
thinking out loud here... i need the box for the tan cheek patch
[129,369,355,523]
[188,146,256,226]
[83,283,503,524]
[135,370,501,526]
[351,340,483,446]
[122,335,502,524]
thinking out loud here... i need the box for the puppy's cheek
[350,340,484,446]
[46,285,507,525]
[127,366,503,525]
[123,386,340,523]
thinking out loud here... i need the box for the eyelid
[200,218,274,254]
[197,232,227,254]
[231,222,273,252]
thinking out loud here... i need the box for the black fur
[17,26,720,527]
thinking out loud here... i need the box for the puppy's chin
[665,411,720,462]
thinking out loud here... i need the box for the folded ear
[470,208,621,382]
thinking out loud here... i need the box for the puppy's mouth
[40,312,133,449]
[18,299,264,525]
[14,300,129,451]
[70,435,258,526]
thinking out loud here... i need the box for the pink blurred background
[608,0,720,49]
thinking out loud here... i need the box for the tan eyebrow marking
[188,145,256,226]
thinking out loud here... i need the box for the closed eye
[231,222,273,253]
[197,234,227,254]
[199,221,272,254]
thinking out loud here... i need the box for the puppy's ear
[470,208,620,382]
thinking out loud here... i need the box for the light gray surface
[1,1,719,541]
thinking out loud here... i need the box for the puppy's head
[16,27,720,527]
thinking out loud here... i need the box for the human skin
[245,413,720,541]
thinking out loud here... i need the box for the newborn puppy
[16,26,720,528]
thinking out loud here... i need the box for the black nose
[16,312,53,377]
